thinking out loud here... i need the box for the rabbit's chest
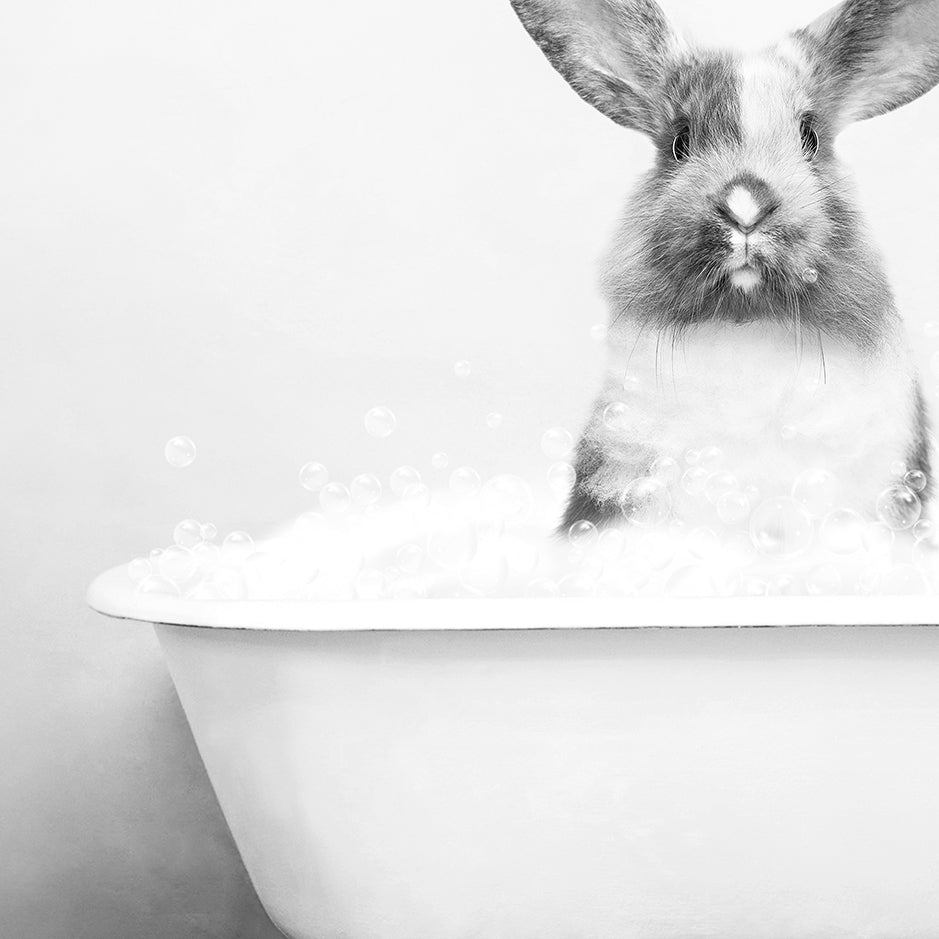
[600,324,914,510]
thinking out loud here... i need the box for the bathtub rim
[87,564,939,631]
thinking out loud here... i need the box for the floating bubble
[802,267,819,284]
[547,462,576,497]
[431,452,449,470]
[401,482,432,511]
[364,406,396,438]
[450,466,482,499]
[905,469,928,493]
[680,466,709,497]
[319,482,352,515]
[200,522,218,542]
[792,468,839,517]
[861,522,895,557]
[568,519,599,548]
[620,477,671,527]
[749,497,814,560]
[164,436,196,468]
[541,427,574,461]
[299,461,329,492]
[428,524,479,570]
[173,519,203,548]
[716,490,751,526]
[482,475,534,522]
[806,564,842,596]
[127,558,151,583]
[589,323,607,342]
[875,484,922,530]
[390,465,422,496]
[158,546,196,584]
[136,575,181,596]
[914,518,935,542]
[698,446,724,472]
[486,412,504,429]
[820,508,863,554]
[454,360,471,378]
[704,471,739,505]
[350,473,382,507]
[602,402,628,429]
[650,456,680,485]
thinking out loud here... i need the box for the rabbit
[508,0,935,535]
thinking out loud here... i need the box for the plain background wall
[3,0,939,935]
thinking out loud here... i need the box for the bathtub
[88,565,939,939]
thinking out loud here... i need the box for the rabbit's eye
[672,126,692,162]
[800,116,819,160]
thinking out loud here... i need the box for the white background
[2,0,939,935]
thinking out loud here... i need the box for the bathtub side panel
[156,624,939,939]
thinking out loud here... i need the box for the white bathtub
[89,565,939,939]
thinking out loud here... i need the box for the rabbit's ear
[796,0,939,123]
[509,0,679,134]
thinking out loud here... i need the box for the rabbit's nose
[714,176,779,235]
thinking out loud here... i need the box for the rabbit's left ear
[796,0,939,124]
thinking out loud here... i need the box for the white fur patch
[726,186,760,226]
[731,267,761,290]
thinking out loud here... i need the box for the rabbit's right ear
[509,0,679,135]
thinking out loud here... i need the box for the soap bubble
[749,497,814,559]
[299,461,329,492]
[684,448,701,466]
[547,462,576,497]
[158,546,196,584]
[390,465,422,496]
[698,446,724,472]
[889,460,908,478]
[191,542,221,571]
[704,471,738,505]
[431,452,449,470]
[486,412,504,430]
[136,575,181,596]
[450,466,482,499]
[819,508,863,554]
[680,466,709,497]
[792,468,839,517]
[351,473,382,507]
[650,456,680,485]
[914,518,935,542]
[482,475,534,522]
[127,558,151,583]
[806,564,842,596]
[541,427,574,461]
[619,477,670,527]
[164,436,196,468]
[428,524,479,570]
[454,360,471,378]
[568,519,599,548]
[687,527,719,559]
[802,267,819,284]
[173,519,203,548]
[222,531,254,556]
[401,482,432,511]
[319,482,351,515]
[716,490,752,526]
[396,543,425,575]
[602,402,628,429]
[904,469,928,493]
[875,484,922,530]
[364,406,396,438]
[861,522,895,557]
[200,522,218,542]
[589,323,607,342]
